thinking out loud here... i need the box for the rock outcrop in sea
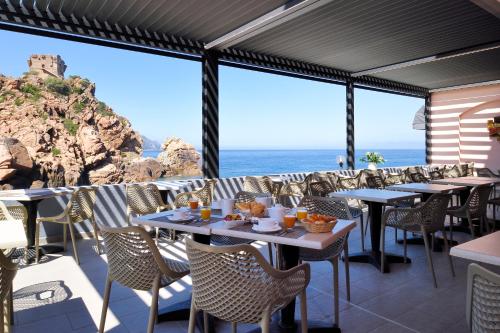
[157,137,202,177]
[0,55,198,188]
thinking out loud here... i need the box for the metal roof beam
[351,40,500,77]
[205,0,333,50]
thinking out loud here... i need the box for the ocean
[143,149,425,178]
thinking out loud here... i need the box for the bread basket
[302,219,337,233]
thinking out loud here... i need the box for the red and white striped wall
[429,84,500,170]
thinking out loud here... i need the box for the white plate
[252,224,282,233]
[223,219,246,227]
[168,216,195,222]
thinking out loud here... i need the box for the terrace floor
[10,213,497,333]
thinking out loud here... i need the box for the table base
[348,250,411,273]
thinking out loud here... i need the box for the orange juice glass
[283,215,296,229]
[189,199,199,210]
[200,207,211,220]
[296,208,307,220]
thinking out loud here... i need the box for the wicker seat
[382,193,454,287]
[0,251,17,333]
[447,185,494,239]
[298,196,351,326]
[466,263,500,333]
[174,180,217,208]
[185,238,310,333]
[0,202,28,260]
[99,225,189,333]
[35,188,98,265]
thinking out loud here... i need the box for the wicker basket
[302,219,337,233]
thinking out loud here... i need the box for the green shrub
[80,78,91,88]
[0,95,4,103]
[45,77,71,96]
[72,86,84,95]
[73,101,85,113]
[96,101,113,117]
[63,118,79,136]
[51,147,61,156]
[14,97,24,106]
[20,84,42,101]
[23,70,39,76]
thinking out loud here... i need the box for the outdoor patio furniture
[447,185,494,239]
[243,176,275,196]
[466,263,500,332]
[409,172,429,183]
[381,193,454,287]
[298,196,351,326]
[489,197,500,231]
[429,169,445,180]
[476,168,500,178]
[0,201,28,260]
[443,165,463,178]
[338,172,362,190]
[309,180,336,197]
[185,238,310,333]
[174,179,217,208]
[99,225,189,333]
[0,251,17,333]
[35,188,99,265]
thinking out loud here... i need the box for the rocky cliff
[0,67,155,188]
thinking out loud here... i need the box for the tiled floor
[9,215,498,333]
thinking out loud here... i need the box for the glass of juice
[200,207,211,220]
[283,215,296,230]
[296,207,308,220]
[189,199,199,210]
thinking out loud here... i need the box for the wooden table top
[450,231,500,266]
[133,210,356,250]
[387,183,467,194]
[330,188,421,204]
[431,176,500,187]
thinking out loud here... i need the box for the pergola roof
[1,0,499,93]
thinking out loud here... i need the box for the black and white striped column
[202,50,219,179]
[425,93,432,164]
[346,80,355,169]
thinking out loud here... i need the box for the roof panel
[235,0,500,73]
[373,48,500,89]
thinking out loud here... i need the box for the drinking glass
[200,207,211,220]
[296,207,308,220]
[283,215,296,229]
[189,199,199,210]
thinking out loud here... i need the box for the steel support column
[425,93,432,164]
[346,80,355,169]
[201,51,220,179]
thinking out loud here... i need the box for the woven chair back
[68,188,96,222]
[443,165,462,178]
[299,196,351,220]
[243,176,274,195]
[185,238,308,324]
[101,226,163,290]
[0,251,17,302]
[476,168,499,178]
[465,185,493,218]
[467,263,500,333]
[410,172,428,183]
[127,184,163,216]
[419,193,451,230]
[234,191,267,203]
[308,181,335,197]
[0,201,27,222]
[365,176,385,189]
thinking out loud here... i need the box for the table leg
[348,202,410,273]
[157,233,215,333]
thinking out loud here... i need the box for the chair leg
[442,228,455,277]
[467,213,475,239]
[260,308,271,333]
[343,242,351,302]
[403,230,407,264]
[331,257,339,327]
[68,223,80,265]
[422,230,437,288]
[147,276,160,333]
[394,227,398,244]
[231,322,237,333]
[98,276,112,333]
[300,289,308,333]
[35,221,41,264]
[1,295,4,333]
[8,287,13,326]
[92,217,101,255]
[360,214,365,252]
[187,295,197,333]
[449,216,454,244]
[63,224,67,251]
[267,243,274,267]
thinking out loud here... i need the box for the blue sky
[0,30,424,150]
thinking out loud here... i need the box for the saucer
[252,224,281,233]
[169,215,194,222]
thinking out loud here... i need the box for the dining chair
[443,165,462,178]
[99,225,189,333]
[381,193,454,287]
[297,196,351,326]
[243,176,275,196]
[35,188,98,265]
[174,179,217,208]
[185,238,310,333]
[0,201,28,261]
[475,168,500,178]
[466,263,500,333]
[447,185,494,239]
[308,180,336,197]
[489,197,500,231]
[0,251,17,333]
[279,173,318,208]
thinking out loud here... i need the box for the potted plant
[360,152,385,170]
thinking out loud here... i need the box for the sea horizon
[143,148,425,178]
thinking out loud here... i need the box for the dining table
[134,208,356,333]
[330,189,421,273]
[450,231,500,266]
[0,188,73,262]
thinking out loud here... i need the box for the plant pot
[368,162,377,170]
